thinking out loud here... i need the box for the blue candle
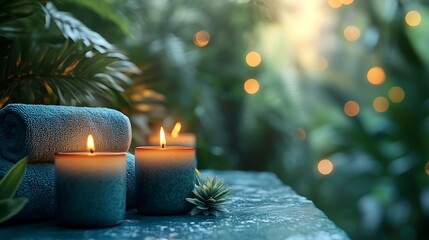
[55,135,126,227]
[135,127,196,215]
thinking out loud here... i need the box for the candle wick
[161,144,165,149]
[90,150,94,154]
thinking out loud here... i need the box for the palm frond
[0,38,135,107]
[43,2,113,53]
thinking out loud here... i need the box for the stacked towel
[0,104,136,223]
[0,104,132,163]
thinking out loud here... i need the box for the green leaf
[0,197,28,223]
[0,157,27,200]
[189,207,202,216]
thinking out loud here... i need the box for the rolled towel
[0,104,131,163]
[0,153,136,223]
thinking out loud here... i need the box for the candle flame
[160,127,166,148]
[87,134,95,153]
[171,122,182,138]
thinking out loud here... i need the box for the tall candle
[55,135,126,227]
[136,127,196,215]
[148,122,196,146]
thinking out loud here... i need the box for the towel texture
[0,153,136,223]
[0,104,132,163]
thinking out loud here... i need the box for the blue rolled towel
[0,153,136,223]
[0,104,132,163]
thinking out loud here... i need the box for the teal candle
[135,128,195,215]
[135,146,196,215]
[55,135,126,227]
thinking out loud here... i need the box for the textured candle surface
[135,146,196,215]
[55,152,126,227]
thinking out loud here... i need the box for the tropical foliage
[0,157,28,224]
[0,0,137,108]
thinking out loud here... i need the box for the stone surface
[0,170,349,240]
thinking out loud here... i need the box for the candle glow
[171,122,182,138]
[87,134,95,153]
[160,127,166,148]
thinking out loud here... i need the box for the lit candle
[135,127,196,215]
[148,122,196,146]
[55,135,126,227]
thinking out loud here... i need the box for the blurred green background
[1,0,429,238]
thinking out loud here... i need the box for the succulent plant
[186,169,231,216]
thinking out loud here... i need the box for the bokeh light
[388,86,405,103]
[367,66,386,85]
[405,10,421,27]
[373,96,389,112]
[193,31,210,47]
[328,0,342,9]
[297,128,306,140]
[246,51,262,67]
[244,78,260,94]
[344,100,360,117]
[318,159,334,175]
[344,26,360,42]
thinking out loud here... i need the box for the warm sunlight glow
[194,31,210,47]
[297,128,306,140]
[244,79,260,94]
[246,51,262,67]
[328,0,342,9]
[388,86,405,103]
[367,66,386,85]
[344,101,360,117]
[171,122,182,138]
[344,25,360,42]
[318,159,334,175]
[160,127,166,148]
[373,96,389,112]
[87,134,95,153]
[405,10,421,27]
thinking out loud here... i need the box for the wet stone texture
[0,170,350,240]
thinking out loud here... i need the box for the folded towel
[0,104,132,163]
[0,153,136,223]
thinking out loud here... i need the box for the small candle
[55,135,126,227]
[148,122,196,146]
[136,127,196,215]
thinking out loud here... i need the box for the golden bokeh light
[344,100,360,117]
[328,0,342,9]
[367,66,386,85]
[246,51,262,67]
[318,159,334,175]
[388,86,405,103]
[405,10,422,27]
[244,79,260,94]
[373,96,389,112]
[193,31,210,47]
[425,161,429,175]
[341,0,353,5]
[297,128,306,140]
[344,26,360,42]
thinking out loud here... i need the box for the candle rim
[135,146,194,151]
[56,152,126,156]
